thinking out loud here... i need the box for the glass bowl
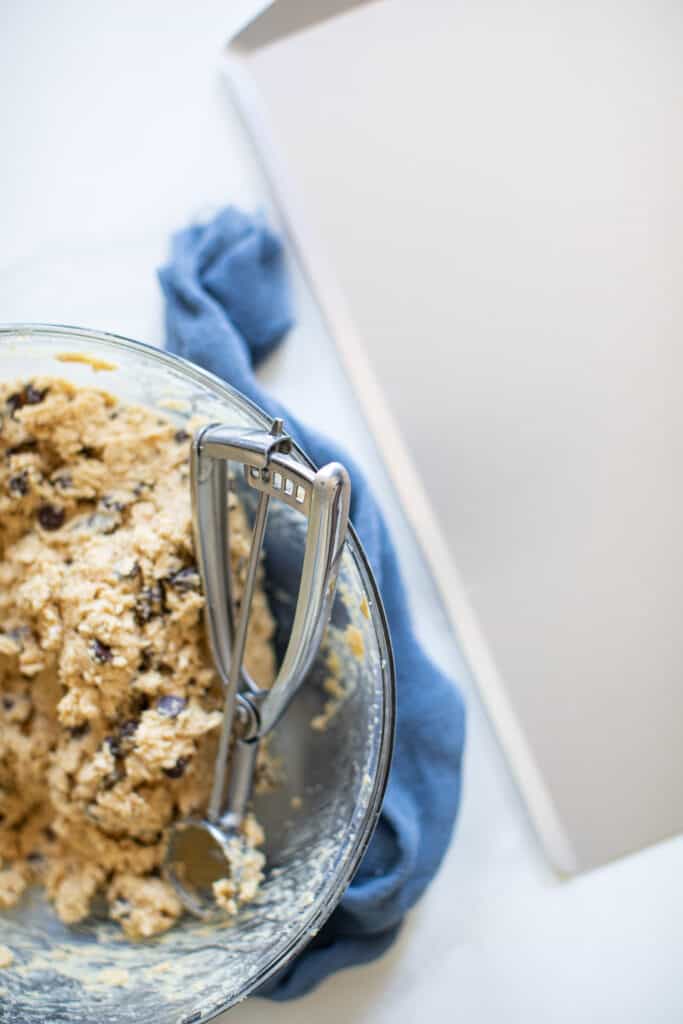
[0,324,395,1023]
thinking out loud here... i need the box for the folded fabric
[158,207,466,999]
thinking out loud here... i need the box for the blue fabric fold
[158,207,466,999]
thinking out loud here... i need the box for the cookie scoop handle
[243,461,350,739]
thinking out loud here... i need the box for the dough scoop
[164,418,351,919]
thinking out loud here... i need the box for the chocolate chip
[38,504,65,531]
[132,480,154,497]
[7,626,31,650]
[156,695,186,718]
[139,648,153,672]
[167,566,200,593]
[7,384,47,414]
[119,719,138,739]
[105,735,121,758]
[79,445,99,459]
[174,429,190,444]
[43,826,57,842]
[8,470,29,496]
[2,697,14,710]
[135,583,165,624]
[91,639,113,664]
[27,384,47,405]
[7,439,38,456]
[135,693,151,712]
[101,494,126,512]
[163,757,187,779]
[69,722,90,739]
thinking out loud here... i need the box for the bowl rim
[0,321,396,1016]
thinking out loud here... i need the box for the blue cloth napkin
[158,207,466,999]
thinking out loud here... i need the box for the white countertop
[1,2,681,1020]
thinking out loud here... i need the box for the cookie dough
[0,378,275,938]
[212,815,266,915]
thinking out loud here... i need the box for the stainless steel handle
[207,487,271,822]
[244,461,350,738]
[218,738,260,832]
[191,425,235,690]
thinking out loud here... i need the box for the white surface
[1,2,681,1021]
[241,0,683,874]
